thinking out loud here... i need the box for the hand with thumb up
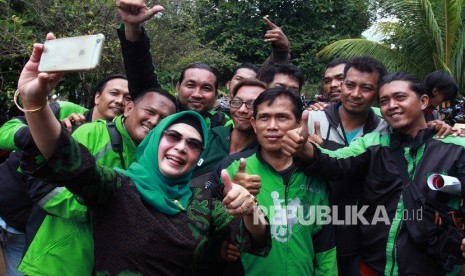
[232,158,262,196]
[222,169,257,217]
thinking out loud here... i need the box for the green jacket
[191,125,256,187]
[0,101,88,150]
[19,115,137,276]
[221,151,337,276]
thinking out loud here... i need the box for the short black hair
[326,59,349,70]
[253,87,303,121]
[344,57,387,88]
[93,74,127,96]
[231,78,267,97]
[232,62,259,76]
[90,74,128,107]
[178,63,220,92]
[134,87,176,108]
[260,63,305,92]
[380,72,425,98]
[424,70,458,101]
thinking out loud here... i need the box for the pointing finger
[263,16,278,29]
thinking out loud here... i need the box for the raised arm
[18,33,63,159]
[257,17,291,79]
[116,0,163,99]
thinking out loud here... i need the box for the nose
[115,94,124,105]
[350,87,362,98]
[190,88,203,99]
[173,139,188,152]
[267,118,278,130]
[147,114,161,127]
[330,78,341,88]
[387,99,397,110]
[237,102,249,113]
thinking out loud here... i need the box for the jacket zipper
[284,180,290,275]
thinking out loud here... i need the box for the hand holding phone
[38,34,105,72]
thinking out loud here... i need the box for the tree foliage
[196,0,370,86]
[0,0,370,124]
[319,0,465,94]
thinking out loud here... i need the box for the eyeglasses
[230,98,254,109]
[162,130,203,153]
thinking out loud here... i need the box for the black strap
[106,121,126,170]
[389,137,465,272]
[389,137,457,211]
[389,139,412,187]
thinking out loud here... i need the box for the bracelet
[13,89,47,113]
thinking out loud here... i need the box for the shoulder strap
[389,138,412,186]
[389,137,462,213]
[106,121,126,170]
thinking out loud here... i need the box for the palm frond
[317,39,420,74]
[449,26,465,91]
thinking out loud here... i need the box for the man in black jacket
[283,72,465,275]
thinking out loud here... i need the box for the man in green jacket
[191,78,267,186]
[207,87,337,275]
[18,87,176,275]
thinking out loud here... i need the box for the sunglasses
[230,98,254,109]
[162,130,203,153]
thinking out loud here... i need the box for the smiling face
[251,96,299,154]
[176,68,217,113]
[94,78,130,120]
[379,80,428,136]
[323,63,346,102]
[340,67,379,116]
[124,92,177,144]
[158,123,202,178]
[230,85,265,132]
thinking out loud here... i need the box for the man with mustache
[306,56,389,275]
[284,72,465,275]
[321,59,348,103]
[207,88,337,275]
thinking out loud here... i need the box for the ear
[226,80,231,92]
[124,100,134,117]
[175,82,180,93]
[432,88,439,97]
[250,116,257,133]
[94,92,101,106]
[419,94,429,111]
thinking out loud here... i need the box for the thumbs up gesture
[309,120,323,146]
[282,110,310,157]
[263,17,290,50]
[232,158,262,196]
[116,0,164,26]
[222,170,257,217]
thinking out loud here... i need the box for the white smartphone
[38,33,105,72]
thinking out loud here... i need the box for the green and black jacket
[207,148,337,275]
[305,128,465,275]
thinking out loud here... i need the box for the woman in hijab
[17,35,269,275]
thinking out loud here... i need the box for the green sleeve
[57,101,89,120]
[211,197,234,234]
[0,118,27,150]
[40,187,88,222]
[38,120,110,219]
[71,120,108,156]
[314,247,338,276]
